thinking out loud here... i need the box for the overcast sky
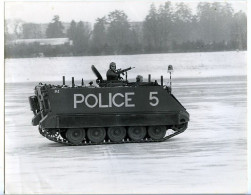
[5,0,247,24]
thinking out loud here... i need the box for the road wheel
[148,126,166,140]
[87,127,106,143]
[128,126,146,141]
[107,126,126,142]
[66,128,85,145]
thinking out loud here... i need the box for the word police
[74,92,159,108]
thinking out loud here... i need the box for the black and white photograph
[3,0,248,194]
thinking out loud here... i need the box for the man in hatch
[106,62,120,81]
[106,62,135,81]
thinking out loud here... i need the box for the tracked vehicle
[29,65,189,146]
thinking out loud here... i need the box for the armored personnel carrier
[29,65,189,146]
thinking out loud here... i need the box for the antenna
[72,77,75,88]
[62,76,65,85]
[168,65,173,92]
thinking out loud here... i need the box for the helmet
[110,62,116,69]
[136,75,143,82]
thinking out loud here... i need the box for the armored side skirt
[39,111,189,129]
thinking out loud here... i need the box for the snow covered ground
[4,51,247,193]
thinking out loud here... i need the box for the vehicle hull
[29,79,189,145]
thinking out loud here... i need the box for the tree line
[5,2,247,58]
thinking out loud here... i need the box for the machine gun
[116,67,135,75]
[116,67,135,81]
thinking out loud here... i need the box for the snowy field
[5,51,247,194]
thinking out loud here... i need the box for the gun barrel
[117,67,134,74]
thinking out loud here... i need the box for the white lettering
[109,93,112,107]
[85,94,98,108]
[74,94,85,108]
[112,93,124,107]
[98,93,108,108]
[149,92,159,106]
[74,92,137,108]
[125,92,135,107]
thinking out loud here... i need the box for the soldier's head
[110,62,116,71]
[136,75,143,82]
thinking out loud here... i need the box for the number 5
[149,92,159,106]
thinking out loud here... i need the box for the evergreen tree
[230,11,247,50]
[158,2,173,51]
[197,2,234,44]
[143,4,159,52]
[173,3,193,44]
[67,20,77,40]
[107,10,133,54]
[46,15,65,38]
[143,2,174,52]
[72,21,91,55]
[91,17,108,54]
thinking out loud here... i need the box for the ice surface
[5,51,247,83]
[4,52,247,194]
